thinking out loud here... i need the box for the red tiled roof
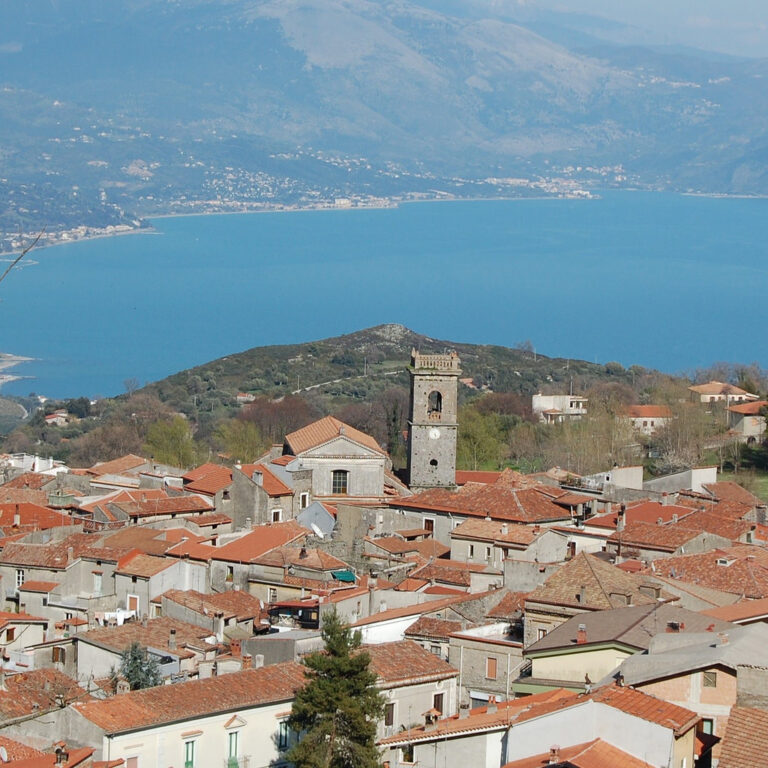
[6,747,96,767]
[527,553,660,611]
[626,405,673,419]
[486,590,529,620]
[285,416,384,456]
[702,481,764,507]
[210,520,308,564]
[408,559,489,588]
[689,381,754,396]
[162,589,266,621]
[0,503,73,533]
[0,610,47,629]
[396,470,572,524]
[115,552,174,578]
[74,663,307,733]
[0,472,52,490]
[18,580,59,593]
[404,616,466,641]
[380,688,576,745]
[191,513,232,527]
[86,454,148,476]
[0,669,86,719]
[645,546,768,598]
[718,706,768,768]
[0,488,48,506]
[606,521,710,552]
[365,640,457,686]
[1,533,128,569]
[271,454,296,466]
[237,463,293,496]
[78,617,216,658]
[701,596,768,622]
[502,739,654,768]
[455,470,502,485]
[451,518,538,546]
[182,463,232,496]
[728,400,768,415]
[0,735,45,761]
[353,591,493,627]
[588,501,693,531]
[252,545,351,572]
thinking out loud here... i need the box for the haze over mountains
[2,0,768,241]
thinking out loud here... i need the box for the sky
[531,0,768,58]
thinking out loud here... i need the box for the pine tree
[118,641,162,690]
[286,610,385,768]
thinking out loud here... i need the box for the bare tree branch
[0,228,45,287]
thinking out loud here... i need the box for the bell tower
[407,348,461,492]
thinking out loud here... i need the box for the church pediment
[300,435,383,459]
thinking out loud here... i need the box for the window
[703,671,717,688]
[52,646,66,664]
[538,628,547,640]
[271,508,282,522]
[384,702,395,727]
[430,644,441,656]
[428,390,443,414]
[468,544,475,558]
[5,628,14,643]
[485,546,492,561]
[15,569,24,592]
[278,720,290,751]
[424,518,435,533]
[184,740,195,768]
[433,693,444,714]
[486,657,497,680]
[226,566,234,583]
[332,470,349,495]
[701,718,714,735]
[126,759,138,768]
[300,492,309,509]
[228,730,239,758]
[268,587,278,603]
[93,572,102,593]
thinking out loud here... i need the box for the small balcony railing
[224,757,250,768]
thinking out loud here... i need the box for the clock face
[429,427,441,440]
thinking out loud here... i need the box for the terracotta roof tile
[404,616,466,641]
[237,463,293,496]
[73,663,306,734]
[702,481,764,506]
[0,502,74,531]
[353,591,494,627]
[626,405,673,419]
[0,488,48,506]
[645,546,768,598]
[18,580,59,593]
[182,463,233,495]
[452,518,538,546]
[408,559,489,588]
[285,416,384,456]
[606,521,711,552]
[365,640,457,686]
[0,735,45,761]
[728,400,768,415]
[718,706,768,768]
[78,617,215,658]
[86,454,148,476]
[701,596,768,622]
[455,470,502,485]
[0,472,52,490]
[162,589,266,621]
[527,553,660,611]
[689,381,754,396]
[251,546,351,572]
[209,520,308,564]
[503,739,655,768]
[115,553,174,578]
[0,669,86,719]
[486,590,529,620]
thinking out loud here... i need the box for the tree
[286,610,384,768]
[116,641,161,690]
[215,418,267,463]
[144,415,198,468]
[457,407,505,470]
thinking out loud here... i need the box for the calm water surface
[1,191,766,398]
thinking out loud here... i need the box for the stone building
[407,349,460,492]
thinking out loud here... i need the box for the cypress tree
[287,609,385,768]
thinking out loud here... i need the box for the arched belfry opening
[428,390,443,415]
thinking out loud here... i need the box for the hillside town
[0,350,766,767]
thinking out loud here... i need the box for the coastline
[0,354,33,392]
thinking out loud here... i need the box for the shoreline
[0,355,33,393]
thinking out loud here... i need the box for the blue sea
[1,191,767,399]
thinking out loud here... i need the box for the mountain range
[2,0,768,243]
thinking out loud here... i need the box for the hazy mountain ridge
[1,0,767,244]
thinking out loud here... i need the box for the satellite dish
[311,523,325,539]
[0,745,8,762]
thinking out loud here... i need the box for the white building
[532,394,587,424]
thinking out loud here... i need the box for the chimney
[459,703,470,720]
[67,546,74,563]
[487,695,497,714]
[661,492,669,506]
[718,632,729,646]
[252,471,262,486]
[13,504,20,528]
[168,628,177,650]
[501,523,508,535]
[339,425,345,436]
[299,547,308,559]
[116,677,130,695]
[141,614,148,628]
[242,653,253,669]
[576,624,587,644]
[231,638,242,657]
[54,744,69,766]
[617,504,626,532]
[672,514,678,524]
[252,653,264,669]
[548,745,560,765]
